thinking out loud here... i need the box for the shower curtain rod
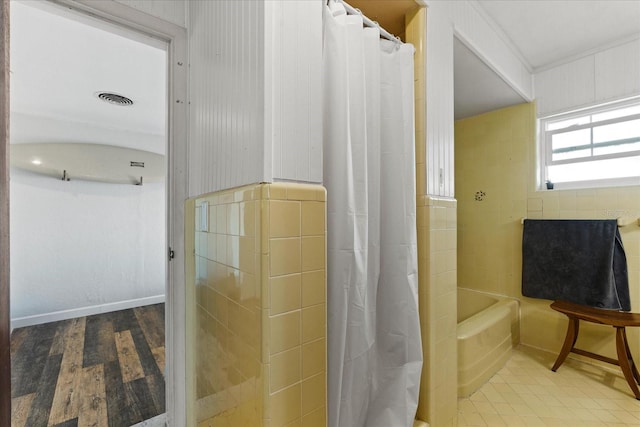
[519,217,640,227]
[338,0,402,44]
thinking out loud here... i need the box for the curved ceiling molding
[11,143,165,185]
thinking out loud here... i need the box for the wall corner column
[408,5,459,426]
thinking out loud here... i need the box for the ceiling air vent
[96,92,134,106]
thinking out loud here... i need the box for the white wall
[121,0,548,197]
[187,0,265,197]
[187,0,323,197]
[423,0,533,197]
[266,0,323,184]
[10,169,165,325]
[445,2,533,100]
[114,0,186,28]
[534,38,640,117]
[424,7,455,198]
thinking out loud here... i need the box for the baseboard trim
[10,295,165,331]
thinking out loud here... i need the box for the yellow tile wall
[190,183,327,427]
[193,184,262,426]
[416,196,458,427]
[455,103,533,300]
[186,198,197,427]
[455,102,640,374]
[263,183,327,427]
[523,188,640,361]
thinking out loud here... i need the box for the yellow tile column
[191,185,264,426]
[189,183,327,427]
[409,6,459,426]
[416,196,458,427]
[262,183,327,427]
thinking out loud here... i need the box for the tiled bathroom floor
[457,345,640,426]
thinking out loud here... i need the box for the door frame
[1,1,11,425]
[0,1,189,425]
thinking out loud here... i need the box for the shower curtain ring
[329,0,346,16]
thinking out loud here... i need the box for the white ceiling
[10,1,167,155]
[454,38,527,120]
[477,0,640,70]
[455,0,640,119]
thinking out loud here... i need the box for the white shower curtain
[323,3,422,427]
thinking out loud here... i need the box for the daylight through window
[539,98,640,189]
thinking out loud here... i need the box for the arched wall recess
[11,142,165,185]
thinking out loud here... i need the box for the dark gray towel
[522,219,630,311]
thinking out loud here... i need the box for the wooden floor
[10,304,165,427]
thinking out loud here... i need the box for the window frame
[539,97,640,190]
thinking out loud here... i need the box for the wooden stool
[550,300,640,399]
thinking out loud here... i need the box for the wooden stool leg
[621,327,640,385]
[552,316,579,372]
[615,327,640,400]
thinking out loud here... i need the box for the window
[539,98,640,189]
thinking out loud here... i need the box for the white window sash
[539,97,640,189]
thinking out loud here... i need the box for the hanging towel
[522,219,630,311]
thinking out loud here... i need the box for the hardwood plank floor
[77,364,107,427]
[10,304,165,427]
[48,317,86,426]
[114,331,145,384]
[10,393,35,427]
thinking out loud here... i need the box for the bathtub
[457,288,519,397]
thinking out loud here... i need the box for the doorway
[10,1,166,424]
[0,1,189,425]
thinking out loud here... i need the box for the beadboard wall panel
[534,56,595,116]
[423,1,533,197]
[443,1,533,100]
[266,0,323,184]
[425,8,455,197]
[187,0,265,197]
[114,0,185,28]
[594,39,640,104]
[535,38,640,117]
